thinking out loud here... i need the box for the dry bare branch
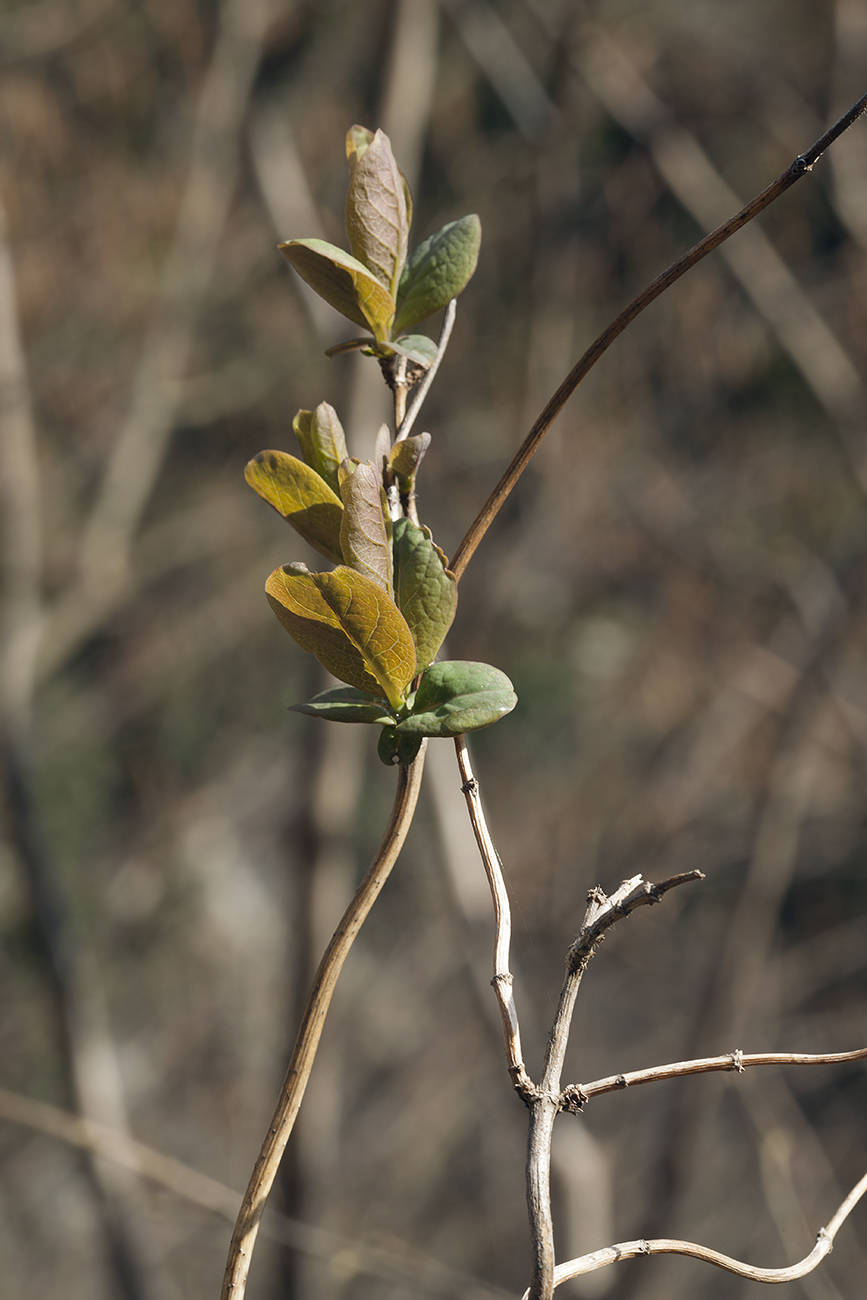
[454,736,535,1095]
[569,1045,867,1106]
[519,1166,867,1295]
[396,299,458,442]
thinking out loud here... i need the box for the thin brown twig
[220,744,427,1300]
[519,1166,867,1295]
[450,88,867,582]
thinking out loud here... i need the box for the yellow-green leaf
[389,432,431,492]
[345,124,375,164]
[245,452,343,563]
[292,402,348,495]
[265,564,416,710]
[279,238,395,341]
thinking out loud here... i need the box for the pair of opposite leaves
[245,402,517,765]
[280,124,481,364]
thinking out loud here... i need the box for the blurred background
[1,1,866,1298]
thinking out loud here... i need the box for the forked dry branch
[455,737,867,1300]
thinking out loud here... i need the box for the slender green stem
[219,744,427,1300]
[450,89,867,582]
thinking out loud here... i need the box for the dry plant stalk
[222,94,867,1300]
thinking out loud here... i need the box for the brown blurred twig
[0,190,157,1300]
[0,192,42,732]
[450,88,867,581]
[40,0,275,682]
[576,29,867,488]
[0,1086,511,1300]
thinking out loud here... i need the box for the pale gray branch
[571,1045,867,1106]
[396,298,458,443]
[519,1166,867,1295]
[566,871,704,975]
[453,735,534,1094]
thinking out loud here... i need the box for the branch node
[615,1074,629,1089]
[560,1084,587,1114]
[460,777,477,795]
[511,1068,543,1106]
[729,1049,746,1073]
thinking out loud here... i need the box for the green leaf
[389,334,438,368]
[389,433,431,490]
[393,215,481,334]
[265,564,416,710]
[339,460,393,597]
[391,517,456,670]
[279,238,395,340]
[345,127,409,300]
[245,451,343,563]
[290,686,395,725]
[292,402,348,495]
[378,725,424,767]
[397,661,517,735]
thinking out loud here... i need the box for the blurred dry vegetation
[1,1,866,1298]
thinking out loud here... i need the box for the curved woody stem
[450,90,867,582]
[220,746,427,1300]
